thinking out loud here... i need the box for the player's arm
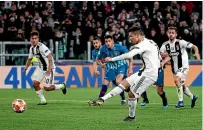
[92,51,100,76]
[128,58,133,76]
[159,43,171,67]
[191,45,200,60]
[24,58,32,71]
[96,47,106,66]
[106,47,142,62]
[128,46,135,76]
[160,56,171,67]
[47,53,53,74]
[181,40,200,60]
[23,48,33,72]
[41,45,52,75]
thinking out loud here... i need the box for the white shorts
[126,72,156,98]
[33,67,55,87]
[174,67,189,82]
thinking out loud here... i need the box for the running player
[89,35,133,105]
[89,26,161,122]
[23,31,67,105]
[160,26,200,108]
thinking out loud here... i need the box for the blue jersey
[97,44,128,70]
[92,49,100,62]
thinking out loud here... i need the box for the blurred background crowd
[0,1,202,65]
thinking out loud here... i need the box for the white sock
[176,85,183,101]
[101,84,125,101]
[183,85,193,99]
[128,98,137,118]
[36,89,46,102]
[55,84,63,90]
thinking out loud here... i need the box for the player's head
[128,26,144,44]
[104,35,114,49]
[92,37,102,50]
[30,31,39,46]
[167,26,177,41]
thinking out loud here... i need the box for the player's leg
[124,75,155,121]
[182,84,198,108]
[174,72,184,108]
[155,68,168,108]
[99,79,109,98]
[180,70,198,108]
[140,91,149,106]
[32,68,47,105]
[157,87,168,108]
[98,69,113,98]
[93,72,140,104]
[123,90,136,121]
[43,69,67,94]
[115,74,126,105]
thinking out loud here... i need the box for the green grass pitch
[0,87,202,130]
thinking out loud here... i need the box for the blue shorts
[104,65,128,81]
[154,68,164,87]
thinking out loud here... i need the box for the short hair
[93,37,101,41]
[104,35,113,40]
[167,26,178,32]
[30,31,39,37]
[127,26,144,36]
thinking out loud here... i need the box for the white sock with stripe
[101,84,125,101]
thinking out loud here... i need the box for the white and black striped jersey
[160,39,193,74]
[112,38,160,81]
[28,42,55,71]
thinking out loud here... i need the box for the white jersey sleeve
[112,44,145,61]
[40,44,51,57]
[28,47,33,59]
[160,42,167,53]
[180,40,193,49]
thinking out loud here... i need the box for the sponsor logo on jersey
[169,52,179,56]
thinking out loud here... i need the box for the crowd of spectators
[0,1,202,64]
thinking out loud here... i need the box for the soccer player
[160,26,200,108]
[89,35,133,105]
[23,31,67,105]
[92,37,103,77]
[89,26,161,122]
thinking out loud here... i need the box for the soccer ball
[12,99,27,113]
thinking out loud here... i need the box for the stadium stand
[0,1,202,65]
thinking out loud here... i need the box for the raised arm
[111,48,140,61]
